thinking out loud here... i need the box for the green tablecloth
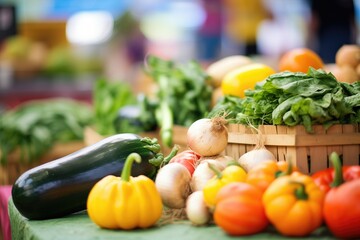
[8,198,335,240]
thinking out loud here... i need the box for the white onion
[155,163,191,209]
[238,148,276,172]
[190,159,226,192]
[186,191,211,226]
[187,117,228,157]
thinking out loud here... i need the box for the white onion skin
[187,118,228,157]
[186,191,211,226]
[190,159,226,192]
[238,148,276,172]
[155,163,191,209]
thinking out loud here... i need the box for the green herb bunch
[209,68,360,132]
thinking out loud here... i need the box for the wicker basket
[0,141,85,185]
[225,124,360,174]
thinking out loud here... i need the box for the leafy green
[207,95,244,121]
[143,55,213,146]
[209,68,360,132]
[93,78,136,136]
[0,99,94,164]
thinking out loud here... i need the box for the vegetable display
[8,50,360,239]
[87,153,163,229]
[209,68,360,132]
[0,98,93,164]
[12,134,165,220]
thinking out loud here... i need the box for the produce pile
[8,45,360,239]
[11,117,360,238]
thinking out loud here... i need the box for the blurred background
[0,0,359,109]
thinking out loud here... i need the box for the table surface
[8,198,336,240]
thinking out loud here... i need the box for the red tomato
[169,150,201,175]
[214,182,268,236]
[324,179,360,239]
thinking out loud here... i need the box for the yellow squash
[87,153,163,230]
[263,172,324,237]
[221,63,275,98]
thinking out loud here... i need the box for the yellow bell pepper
[263,172,325,237]
[203,163,247,209]
[87,153,163,230]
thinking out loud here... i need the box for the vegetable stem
[142,137,161,153]
[290,181,308,200]
[155,102,173,147]
[163,145,180,164]
[330,152,344,188]
[208,162,223,179]
[121,153,142,181]
[276,159,293,178]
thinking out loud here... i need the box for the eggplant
[12,134,165,220]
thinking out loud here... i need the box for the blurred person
[222,0,270,56]
[309,0,357,63]
[104,11,147,89]
[257,0,310,58]
[196,0,222,62]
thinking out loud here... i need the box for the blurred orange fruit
[278,48,324,73]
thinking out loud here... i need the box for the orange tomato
[278,48,324,73]
[214,182,269,236]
